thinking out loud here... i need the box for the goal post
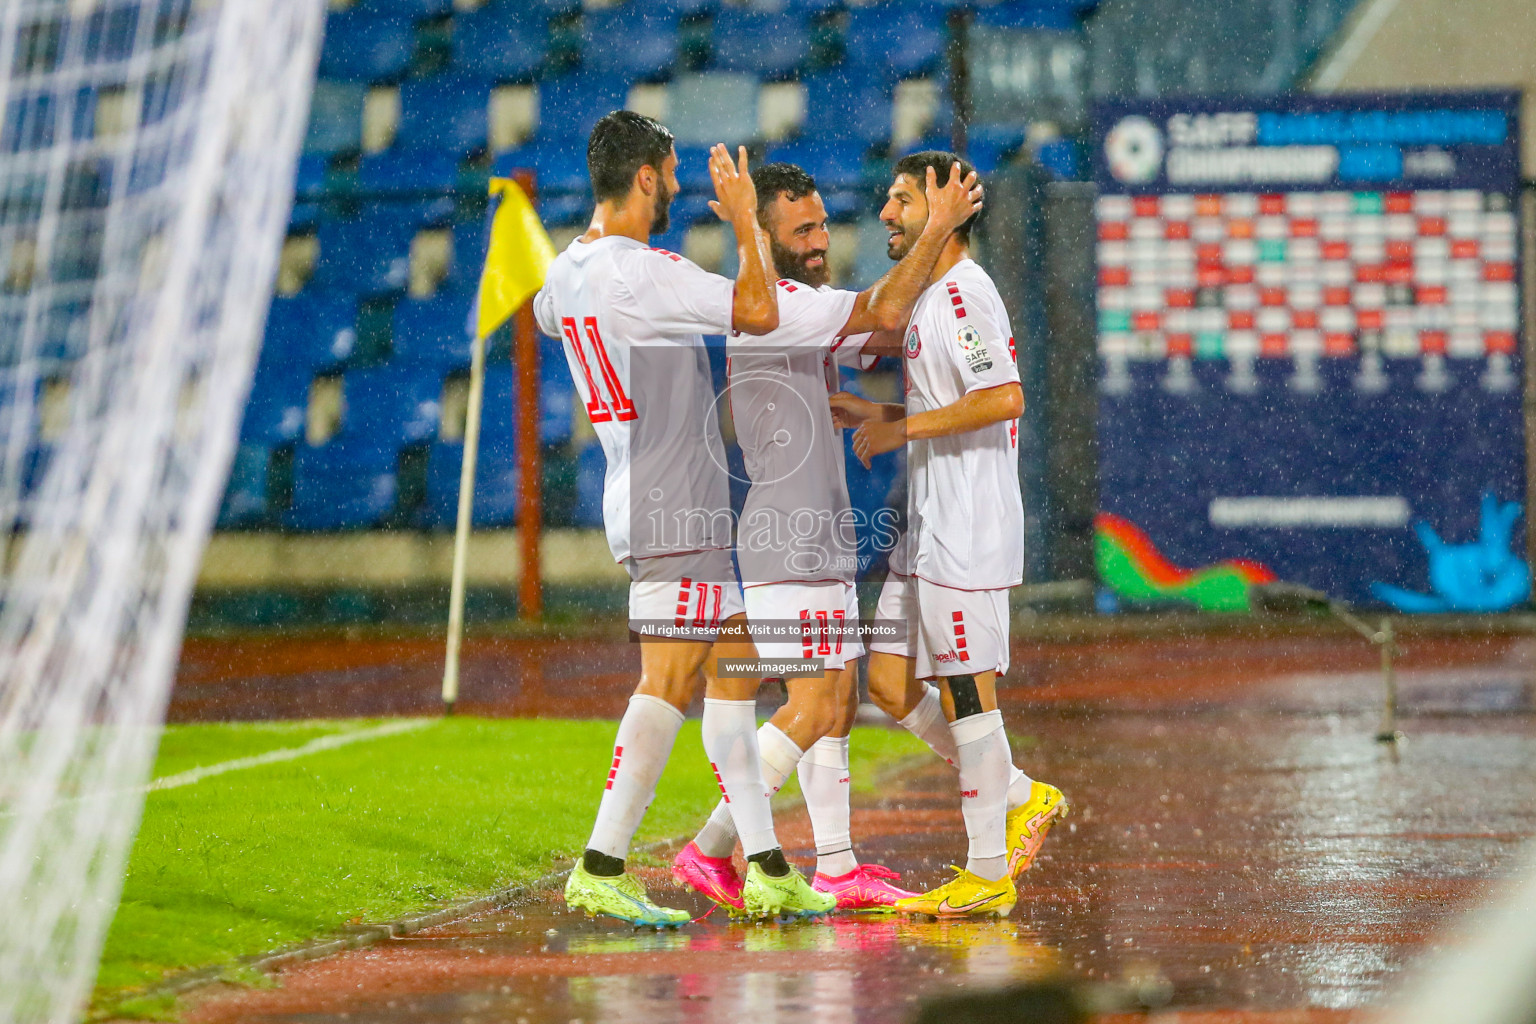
[0,1,325,1020]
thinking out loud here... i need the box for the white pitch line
[146,719,433,793]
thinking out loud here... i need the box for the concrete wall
[197,529,617,589]
[1308,0,1536,173]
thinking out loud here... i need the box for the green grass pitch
[98,716,927,1008]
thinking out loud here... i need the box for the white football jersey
[728,280,874,586]
[901,258,1023,591]
[533,236,735,563]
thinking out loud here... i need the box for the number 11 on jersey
[561,316,637,423]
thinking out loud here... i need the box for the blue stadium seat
[1034,137,1080,179]
[972,1,1079,30]
[305,79,366,154]
[673,145,716,192]
[651,0,718,15]
[240,369,310,446]
[83,4,138,63]
[341,365,442,445]
[423,433,520,528]
[666,193,716,232]
[2,92,56,153]
[358,149,460,193]
[453,9,546,82]
[582,8,679,80]
[537,193,587,226]
[667,72,758,147]
[285,439,399,529]
[710,10,808,79]
[260,293,358,376]
[572,441,605,528]
[39,301,89,364]
[537,72,629,141]
[18,442,54,525]
[447,220,487,291]
[318,14,415,83]
[314,211,417,294]
[764,139,868,191]
[295,153,329,198]
[218,443,272,528]
[801,68,893,145]
[392,290,474,370]
[845,6,946,80]
[354,0,452,17]
[538,334,575,444]
[396,75,490,156]
[422,366,518,528]
[289,202,322,232]
[493,142,588,196]
[523,0,580,14]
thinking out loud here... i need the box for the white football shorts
[625,548,746,640]
[743,580,863,670]
[869,571,1010,678]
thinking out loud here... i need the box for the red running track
[170,630,1536,1024]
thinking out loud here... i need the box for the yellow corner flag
[476,177,556,341]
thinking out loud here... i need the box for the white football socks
[701,698,778,857]
[901,683,1034,810]
[585,693,686,860]
[950,709,1012,882]
[693,722,802,859]
[898,683,957,766]
[799,734,857,877]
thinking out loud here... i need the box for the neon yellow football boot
[895,867,1017,919]
[740,862,837,921]
[1005,780,1069,878]
[563,862,691,928]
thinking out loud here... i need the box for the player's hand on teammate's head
[923,162,983,236]
[707,144,757,225]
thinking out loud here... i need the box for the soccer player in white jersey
[832,151,1069,918]
[533,111,832,925]
[671,161,984,912]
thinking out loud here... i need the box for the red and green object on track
[1095,513,1276,613]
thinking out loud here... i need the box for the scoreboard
[1090,92,1526,609]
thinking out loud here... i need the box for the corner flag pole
[443,175,554,715]
[443,326,487,716]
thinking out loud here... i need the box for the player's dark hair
[753,162,818,226]
[892,150,982,242]
[587,110,675,204]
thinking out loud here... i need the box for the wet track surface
[174,630,1536,1024]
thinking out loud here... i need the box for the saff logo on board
[1106,115,1163,183]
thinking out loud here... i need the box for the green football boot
[563,862,691,928]
[740,862,837,921]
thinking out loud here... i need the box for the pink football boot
[812,863,919,911]
[671,841,744,910]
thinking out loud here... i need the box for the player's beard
[886,218,921,261]
[770,235,830,288]
[650,178,674,235]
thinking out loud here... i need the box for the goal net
[0,0,323,1019]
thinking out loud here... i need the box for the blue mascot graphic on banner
[1372,491,1530,613]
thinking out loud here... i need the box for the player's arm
[856,329,904,358]
[840,164,983,335]
[848,383,1021,468]
[708,144,779,336]
[828,391,904,428]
